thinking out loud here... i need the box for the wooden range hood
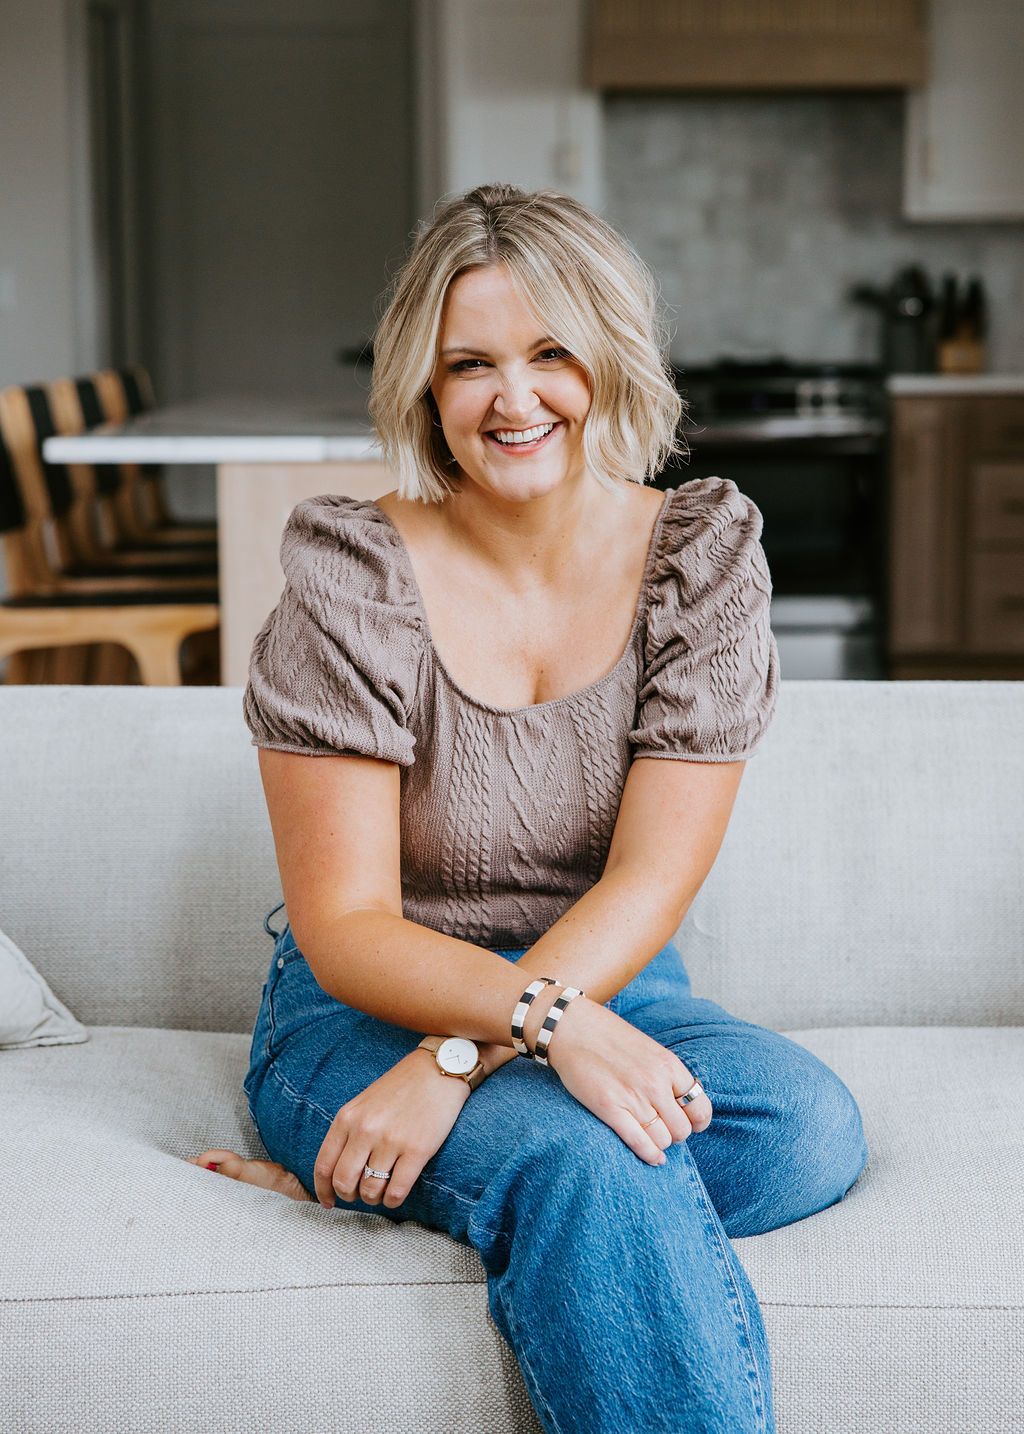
[586,0,929,91]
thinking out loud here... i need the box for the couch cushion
[754,1024,1024,1434]
[1,1025,542,1433]
[2,1024,1020,1432]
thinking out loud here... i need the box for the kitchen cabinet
[903,0,1024,220]
[888,392,1024,676]
[416,0,603,213]
[587,0,927,91]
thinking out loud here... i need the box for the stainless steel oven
[654,360,889,680]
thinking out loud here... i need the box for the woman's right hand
[541,997,713,1165]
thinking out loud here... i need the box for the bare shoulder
[617,480,670,547]
[372,489,437,546]
[634,481,667,511]
[632,481,668,521]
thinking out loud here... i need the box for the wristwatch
[417,1034,485,1091]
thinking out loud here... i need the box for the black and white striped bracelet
[510,977,588,1064]
[532,986,586,1066]
[510,977,560,1058]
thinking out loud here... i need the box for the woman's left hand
[313,1049,471,1211]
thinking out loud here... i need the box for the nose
[490,367,543,426]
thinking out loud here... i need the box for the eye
[447,347,571,374]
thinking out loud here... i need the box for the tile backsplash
[605,93,1024,371]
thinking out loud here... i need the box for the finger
[637,1109,675,1150]
[313,1121,352,1208]
[331,1140,378,1204]
[358,1146,399,1205]
[673,1069,714,1135]
[380,1152,424,1211]
[609,1108,669,1166]
[652,1089,696,1146]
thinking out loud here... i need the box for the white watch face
[436,1036,479,1075]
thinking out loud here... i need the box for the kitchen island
[43,393,392,686]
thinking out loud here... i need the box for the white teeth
[491,422,555,445]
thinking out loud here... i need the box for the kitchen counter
[42,394,380,464]
[41,389,393,685]
[887,374,1024,395]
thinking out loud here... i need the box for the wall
[604,92,1024,371]
[0,0,83,389]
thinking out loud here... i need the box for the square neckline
[368,486,676,717]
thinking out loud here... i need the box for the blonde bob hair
[367,182,689,505]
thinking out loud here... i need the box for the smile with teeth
[485,421,560,451]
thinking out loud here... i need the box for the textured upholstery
[1,681,1021,1432]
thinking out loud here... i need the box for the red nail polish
[206,1162,219,1170]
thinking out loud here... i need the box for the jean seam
[681,1150,771,1432]
[262,1061,509,1243]
[264,950,302,1054]
[494,1279,566,1434]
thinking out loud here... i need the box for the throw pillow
[0,924,89,1049]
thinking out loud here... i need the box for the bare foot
[187,1148,315,1203]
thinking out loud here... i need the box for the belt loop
[263,900,286,939]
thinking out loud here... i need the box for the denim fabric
[244,908,869,1434]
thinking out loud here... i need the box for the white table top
[886,373,1024,394]
[42,395,384,464]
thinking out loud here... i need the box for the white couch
[1,681,1022,1433]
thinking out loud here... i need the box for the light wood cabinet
[888,395,1024,676]
[587,0,927,91]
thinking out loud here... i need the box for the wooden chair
[44,378,218,577]
[73,373,218,554]
[34,377,219,682]
[0,402,219,687]
[94,367,219,547]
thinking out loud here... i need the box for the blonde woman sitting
[190,182,868,1434]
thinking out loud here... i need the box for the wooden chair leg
[128,634,185,685]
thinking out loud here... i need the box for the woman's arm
[474,753,747,1075]
[258,746,745,1074]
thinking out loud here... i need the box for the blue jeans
[244,903,869,1434]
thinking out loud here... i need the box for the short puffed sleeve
[242,495,425,765]
[628,477,780,762]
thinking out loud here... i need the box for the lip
[483,421,562,456]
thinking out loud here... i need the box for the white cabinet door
[903,0,1024,220]
[417,0,604,213]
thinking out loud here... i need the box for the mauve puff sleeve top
[243,476,780,949]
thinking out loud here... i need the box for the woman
[189,182,868,1433]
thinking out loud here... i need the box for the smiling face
[428,263,592,504]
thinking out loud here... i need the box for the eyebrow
[441,336,559,358]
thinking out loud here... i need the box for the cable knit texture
[243,478,780,947]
